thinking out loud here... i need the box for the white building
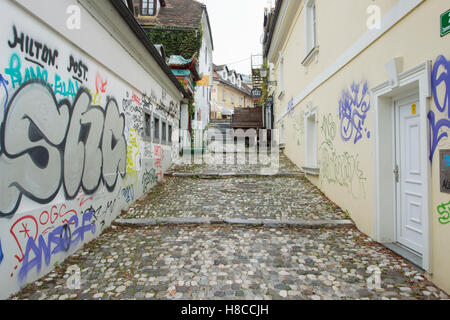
[133,0,214,131]
[0,0,188,298]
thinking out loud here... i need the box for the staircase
[251,54,264,108]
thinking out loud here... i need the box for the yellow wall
[211,81,252,116]
[269,0,450,293]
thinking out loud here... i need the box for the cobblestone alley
[10,152,448,300]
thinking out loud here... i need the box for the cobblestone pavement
[9,151,448,300]
[119,176,347,221]
[167,151,302,175]
[11,225,447,300]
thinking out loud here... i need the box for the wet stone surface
[119,176,347,221]
[10,225,447,300]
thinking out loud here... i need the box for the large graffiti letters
[428,55,450,164]
[338,81,371,144]
[0,81,127,217]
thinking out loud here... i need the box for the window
[231,94,235,105]
[239,97,243,107]
[303,106,319,175]
[141,0,156,16]
[144,112,152,140]
[161,121,167,144]
[222,89,226,102]
[168,124,173,144]
[305,0,317,55]
[153,116,160,143]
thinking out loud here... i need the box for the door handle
[393,164,399,183]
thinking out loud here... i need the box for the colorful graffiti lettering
[10,203,78,265]
[126,129,141,174]
[320,114,367,199]
[154,145,164,178]
[4,53,79,99]
[18,208,96,284]
[338,81,371,144]
[0,81,127,217]
[437,201,450,225]
[4,53,48,89]
[95,71,107,94]
[428,55,450,164]
[132,92,141,105]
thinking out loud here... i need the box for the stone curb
[164,172,304,178]
[114,217,354,229]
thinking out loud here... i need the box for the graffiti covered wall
[0,2,180,298]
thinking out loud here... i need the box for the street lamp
[260,68,277,86]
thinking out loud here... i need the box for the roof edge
[201,4,214,51]
[109,0,191,98]
[263,0,282,58]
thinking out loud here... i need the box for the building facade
[211,64,252,119]
[134,0,214,130]
[264,0,450,293]
[0,0,188,298]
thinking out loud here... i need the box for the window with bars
[161,121,167,145]
[153,116,160,143]
[144,112,152,140]
[141,0,156,16]
[168,124,173,144]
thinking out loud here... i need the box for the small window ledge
[279,143,286,150]
[278,90,285,101]
[301,46,319,67]
[302,166,320,176]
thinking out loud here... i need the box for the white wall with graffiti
[0,0,183,298]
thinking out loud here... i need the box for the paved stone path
[11,225,447,300]
[9,151,449,300]
[167,151,302,175]
[119,176,347,221]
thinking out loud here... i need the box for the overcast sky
[199,0,272,76]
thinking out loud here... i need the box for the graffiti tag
[338,81,371,144]
[428,55,450,164]
[437,201,450,225]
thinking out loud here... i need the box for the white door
[394,95,423,254]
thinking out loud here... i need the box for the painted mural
[0,5,179,298]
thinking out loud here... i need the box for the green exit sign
[442,9,450,37]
